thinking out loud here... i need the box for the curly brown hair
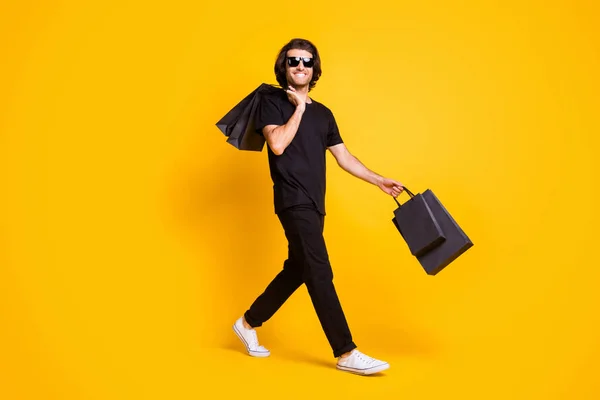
[274,38,322,92]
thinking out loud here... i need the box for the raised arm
[262,87,306,156]
[262,106,304,155]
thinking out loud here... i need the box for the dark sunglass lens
[287,57,300,67]
[302,58,314,68]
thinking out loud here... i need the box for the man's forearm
[268,107,304,155]
[338,153,383,186]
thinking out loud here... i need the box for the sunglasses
[286,56,314,68]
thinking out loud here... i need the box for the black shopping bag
[215,83,282,151]
[392,187,446,257]
[392,188,473,275]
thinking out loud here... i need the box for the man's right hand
[286,86,306,113]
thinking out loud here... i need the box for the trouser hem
[243,311,262,328]
[333,342,358,358]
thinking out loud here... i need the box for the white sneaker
[336,349,390,375]
[232,317,270,357]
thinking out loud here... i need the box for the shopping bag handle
[393,186,415,207]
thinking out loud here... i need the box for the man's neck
[289,84,311,103]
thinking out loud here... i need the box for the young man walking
[233,38,405,375]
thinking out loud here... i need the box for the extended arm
[328,143,404,197]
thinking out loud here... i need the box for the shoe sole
[337,362,390,375]
[232,323,270,358]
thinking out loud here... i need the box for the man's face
[285,49,314,89]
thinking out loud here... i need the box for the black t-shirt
[255,88,344,215]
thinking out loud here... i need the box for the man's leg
[288,207,390,374]
[243,210,305,328]
[281,206,357,358]
[234,208,305,357]
[243,257,304,328]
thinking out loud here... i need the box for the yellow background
[2,0,599,398]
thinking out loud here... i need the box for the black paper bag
[215,87,256,138]
[414,189,473,275]
[392,187,446,257]
[225,94,263,151]
[215,83,281,151]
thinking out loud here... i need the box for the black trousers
[244,204,357,358]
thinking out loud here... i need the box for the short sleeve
[326,111,344,147]
[255,95,284,135]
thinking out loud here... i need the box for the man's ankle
[339,349,355,359]
[242,317,252,330]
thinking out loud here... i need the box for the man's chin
[288,81,310,89]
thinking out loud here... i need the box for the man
[232,38,404,375]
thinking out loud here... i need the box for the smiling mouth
[295,73,307,78]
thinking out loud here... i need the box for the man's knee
[303,263,334,285]
[279,260,304,290]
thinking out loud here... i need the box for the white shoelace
[247,328,267,351]
[248,329,259,347]
[354,351,377,365]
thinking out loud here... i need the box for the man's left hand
[378,177,405,198]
